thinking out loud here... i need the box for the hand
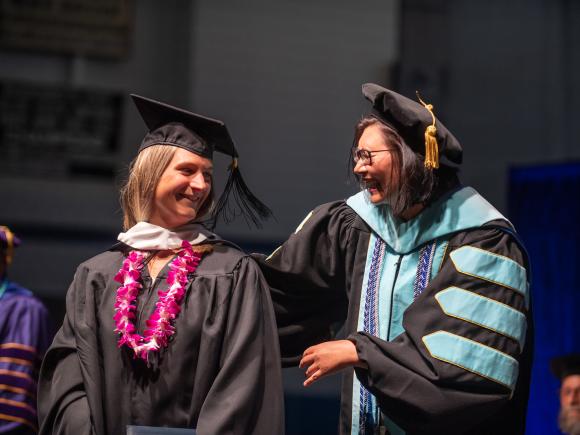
[299,340,365,387]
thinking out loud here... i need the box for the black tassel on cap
[212,158,273,229]
[131,94,274,229]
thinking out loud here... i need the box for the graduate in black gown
[255,84,533,434]
[38,95,284,435]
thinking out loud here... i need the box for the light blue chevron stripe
[422,331,519,390]
[435,287,527,348]
[449,246,528,301]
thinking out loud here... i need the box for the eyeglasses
[352,148,392,165]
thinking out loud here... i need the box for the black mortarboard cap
[0,226,21,266]
[131,94,271,228]
[131,94,237,159]
[362,83,463,167]
[551,354,580,381]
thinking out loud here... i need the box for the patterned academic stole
[413,241,438,299]
[358,238,438,434]
[359,236,386,434]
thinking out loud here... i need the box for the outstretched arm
[254,201,357,365]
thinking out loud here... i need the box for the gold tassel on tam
[416,92,440,169]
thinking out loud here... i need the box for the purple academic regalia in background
[0,280,52,434]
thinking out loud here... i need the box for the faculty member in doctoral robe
[256,84,533,434]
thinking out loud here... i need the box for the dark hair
[350,116,460,218]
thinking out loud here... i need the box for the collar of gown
[346,186,510,254]
[117,221,215,250]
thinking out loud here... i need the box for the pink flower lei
[113,240,203,362]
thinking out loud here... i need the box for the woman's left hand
[299,340,366,387]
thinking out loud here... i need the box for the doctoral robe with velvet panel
[0,282,52,434]
[256,186,533,434]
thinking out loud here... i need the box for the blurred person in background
[551,354,580,435]
[256,84,533,434]
[37,95,283,435]
[0,225,52,434]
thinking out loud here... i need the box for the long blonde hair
[120,145,177,230]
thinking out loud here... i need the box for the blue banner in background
[509,162,580,435]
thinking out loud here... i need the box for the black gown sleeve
[37,266,96,435]
[195,256,284,435]
[253,201,354,365]
[350,227,532,434]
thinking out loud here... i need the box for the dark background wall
[188,0,400,242]
[0,0,196,297]
[396,0,580,211]
[1,0,579,433]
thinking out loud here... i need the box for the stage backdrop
[509,162,580,434]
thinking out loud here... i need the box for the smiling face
[353,122,399,204]
[148,147,213,229]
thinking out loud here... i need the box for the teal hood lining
[346,187,510,254]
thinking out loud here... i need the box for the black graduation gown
[255,197,533,435]
[38,242,284,435]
